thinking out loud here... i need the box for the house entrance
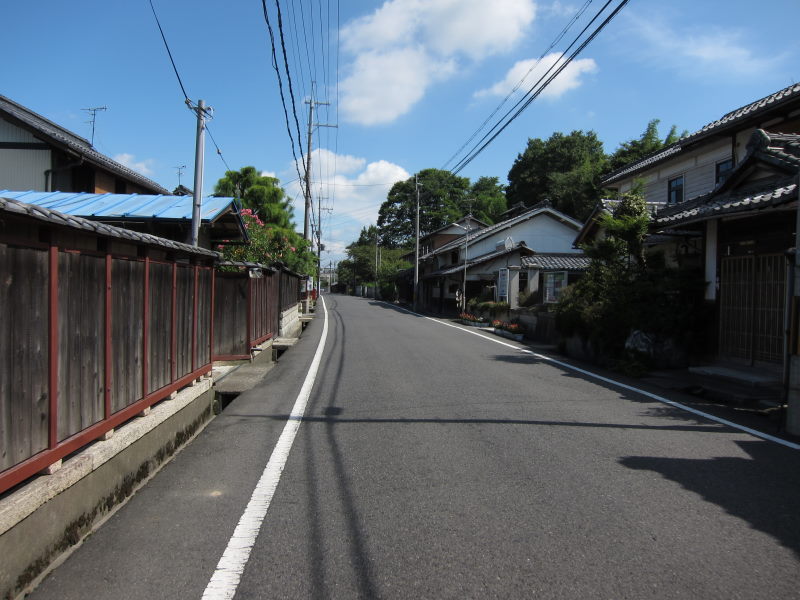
[718,254,785,365]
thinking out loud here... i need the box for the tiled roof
[654,130,800,227]
[521,253,590,271]
[426,243,533,277]
[0,196,219,257]
[602,83,800,185]
[654,177,797,227]
[421,202,581,260]
[0,95,170,194]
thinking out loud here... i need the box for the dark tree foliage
[506,130,607,222]
[469,176,507,224]
[554,189,708,365]
[214,166,294,228]
[607,119,687,172]
[377,168,471,247]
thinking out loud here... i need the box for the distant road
[31,294,800,599]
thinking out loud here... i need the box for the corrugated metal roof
[0,196,219,257]
[0,95,170,194]
[0,190,237,222]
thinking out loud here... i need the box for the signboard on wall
[544,271,567,303]
[498,268,509,302]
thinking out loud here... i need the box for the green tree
[214,167,314,274]
[554,188,707,364]
[214,166,294,228]
[608,119,687,172]
[377,168,471,247]
[506,130,607,221]
[218,210,315,274]
[469,176,507,224]
[339,225,410,298]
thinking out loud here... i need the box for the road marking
[389,303,800,451]
[202,297,329,600]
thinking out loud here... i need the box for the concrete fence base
[0,381,215,600]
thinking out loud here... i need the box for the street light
[451,217,474,312]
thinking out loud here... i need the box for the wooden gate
[718,254,785,364]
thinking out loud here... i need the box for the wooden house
[0,95,169,195]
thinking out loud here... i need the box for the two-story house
[598,83,800,434]
[0,95,169,195]
[417,202,587,313]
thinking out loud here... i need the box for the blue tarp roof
[0,191,239,222]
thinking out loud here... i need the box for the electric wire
[148,0,233,174]
[275,0,307,164]
[148,0,191,105]
[260,0,306,189]
[441,0,594,170]
[450,0,628,174]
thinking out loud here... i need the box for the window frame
[715,158,734,185]
[667,175,684,205]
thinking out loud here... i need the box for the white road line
[388,302,800,451]
[202,297,329,600]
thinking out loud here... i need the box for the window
[450,250,459,264]
[715,158,734,185]
[667,176,684,205]
[544,272,567,303]
[518,271,528,293]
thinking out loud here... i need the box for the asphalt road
[30,294,800,599]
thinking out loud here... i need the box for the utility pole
[82,106,107,147]
[190,99,209,247]
[303,88,334,241]
[317,199,332,296]
[413,175,421,310]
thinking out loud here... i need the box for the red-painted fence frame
[0,237,214,496]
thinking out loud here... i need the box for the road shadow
[300,306,380,599]
[620,439,800,558]
[255,413,725,434]
[366,300,426,317]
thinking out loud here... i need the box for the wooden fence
[0,200,302,495]
[212,264,302,360]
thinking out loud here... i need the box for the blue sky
[3,1,799,264]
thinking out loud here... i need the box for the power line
[441,0,594,170]
[148,0,191,104]
[450,0,628,174]
[275,0,307,162]
[260,0,306,188]
[205,124,232,172]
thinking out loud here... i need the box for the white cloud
[340,48,454,126]
[114,153,155,176]
[474,53,597,100]
[260,170,277,178]
[284,150,409,260]
[339,0,537,125]
[539,1,578,18]
[626,14,779,79]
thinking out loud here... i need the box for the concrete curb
[0,379,214,600]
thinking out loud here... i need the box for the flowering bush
[217,211,315,274]
[459,312,484,323]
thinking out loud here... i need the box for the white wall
[467,213,580,259]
